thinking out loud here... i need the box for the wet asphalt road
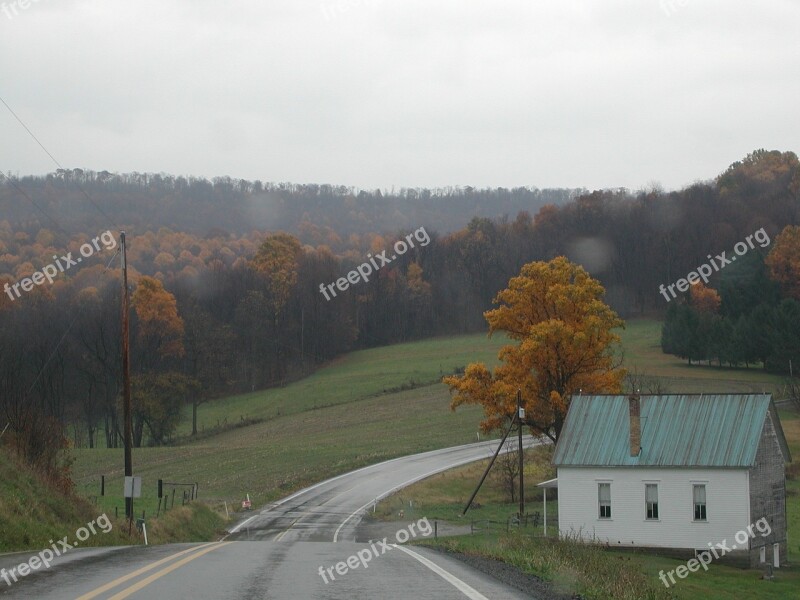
[0,438,540,599]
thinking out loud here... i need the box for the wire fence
[424,511,555,539]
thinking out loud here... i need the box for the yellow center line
[74,542,219,600]
[104,542,232,600]
[274,517,301,542]
[274,484,356,541]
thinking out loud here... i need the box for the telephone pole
[517,389,524,518]
[121,231,133,520]
[461,390,527,519]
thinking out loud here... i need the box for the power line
[0,94,121,231]
[0,171,69,236]
[0,96,62,168]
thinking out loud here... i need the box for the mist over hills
[1,170,578,242]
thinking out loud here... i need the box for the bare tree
[492,440,521,503]
[783,377,800,410]
[624,366,670,395]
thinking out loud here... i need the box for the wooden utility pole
[462,389,527,518]
[461,416,516,517]
[121,231,133,520]
[517,389,524,518]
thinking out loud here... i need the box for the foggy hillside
[1,170,578,241]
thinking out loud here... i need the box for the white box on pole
[124,476,142,498]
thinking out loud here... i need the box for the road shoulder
[419,544,578,600]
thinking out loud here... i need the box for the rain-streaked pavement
[0,438,543,599]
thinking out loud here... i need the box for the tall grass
[430,532,676,600]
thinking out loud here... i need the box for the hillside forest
[1,149,799,481]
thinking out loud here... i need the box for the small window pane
[693,484,707,521]
[599,483,611,502]
[645,484,659,520]
[598,483,611,519]
[645,484,658,502]
[693,485,706,503]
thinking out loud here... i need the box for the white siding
[557,467,751,550]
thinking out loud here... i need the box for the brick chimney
[629,394,641,457]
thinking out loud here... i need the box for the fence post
[434,520,438,539]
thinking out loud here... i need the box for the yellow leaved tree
[444,256,626,442]
[765,225,800,300]
[132,276,185,362]
[251,233,304,317]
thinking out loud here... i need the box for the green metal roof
[553,394,787,468]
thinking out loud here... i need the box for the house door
[773,544,779,568]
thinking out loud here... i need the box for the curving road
[0,437,541,599]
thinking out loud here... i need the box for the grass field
[618,320,785,395]
[71,333,508,515]
[173,333,508,437]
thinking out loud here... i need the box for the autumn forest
[1,149,799,473]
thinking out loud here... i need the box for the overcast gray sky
[1,0,798,191]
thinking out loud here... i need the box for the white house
[549,393,791,567]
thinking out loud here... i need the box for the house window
[693,484,707,521]
[598,483,611,519]
[645,484,659,519]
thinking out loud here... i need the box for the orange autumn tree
[251,233,304,317]
[132,276,185,364]
[250,233,304,381]
[444,256,626,442]
[765,225,800,300]
[689,281,722,313]
[131,276,186,446]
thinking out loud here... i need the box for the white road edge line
[275,484,359,542]
[332,460,472,542]
[392,544,490,600]
[332,438,540,542]
[224,439,521,534]
[228,515,257,534]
